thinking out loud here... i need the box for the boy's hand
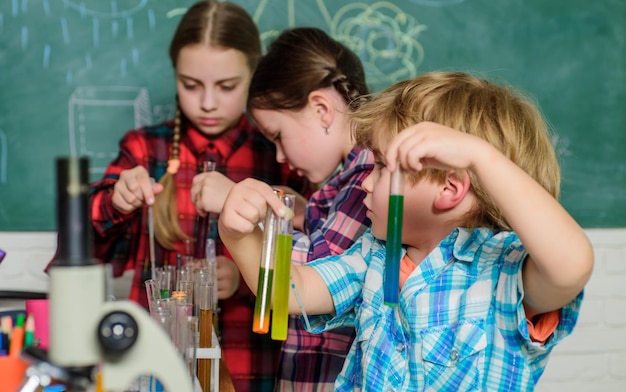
[191,171,235,216]
[384,121,486,174]
[271,186,307,230]
[112,166,163,214]
[218,178,291,240]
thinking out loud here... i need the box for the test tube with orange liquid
[252,190,280,333]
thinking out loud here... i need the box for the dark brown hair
[248,27,369,113]
[154,0,261,249]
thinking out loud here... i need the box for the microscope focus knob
[97,311,139,354]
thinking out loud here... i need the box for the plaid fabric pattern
[90,115,311,392]
[276,148,373,391]
[307,228,583,392]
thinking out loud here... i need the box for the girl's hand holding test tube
[111,166,163,214]
[191,162,236,216]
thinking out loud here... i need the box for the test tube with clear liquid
[194,161,217,267]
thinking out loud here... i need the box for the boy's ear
[433,170,471,210]
[308,90,334,127]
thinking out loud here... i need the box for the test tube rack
[194,329,220,392]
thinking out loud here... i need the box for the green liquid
[271,234,293,341]
[384,194,404,306]
[253,266,274,334]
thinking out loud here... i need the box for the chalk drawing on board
[407,0,466,6]
[62,0,148,18]
[68,86,153,175]
[152,104,177,124]
[249,1,428,90]
[0,129,6,184]
[321,1,427,89]
[552,135,572,158]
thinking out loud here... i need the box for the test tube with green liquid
[252,191,279,334]
[271,193,295,341]
[384,168,404,306]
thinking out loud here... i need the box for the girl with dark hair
[245,27,374,391]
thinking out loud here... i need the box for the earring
[324,125,330,135]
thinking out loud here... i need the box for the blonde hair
[153,0,261,249]
[352,71,560,231]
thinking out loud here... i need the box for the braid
[331,74,367,111]
[153,108,189,250]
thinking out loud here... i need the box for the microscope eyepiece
[54,157,96,267]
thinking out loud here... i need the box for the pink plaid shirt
[276,147,374,390]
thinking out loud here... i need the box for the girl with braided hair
[242,27,375,391]
[88,2,310,390]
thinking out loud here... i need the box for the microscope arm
[98,301,194,392]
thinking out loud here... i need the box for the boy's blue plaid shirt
[307,228,583,391]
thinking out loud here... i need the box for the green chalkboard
[0,0,624,230]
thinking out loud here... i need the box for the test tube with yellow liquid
[384,168,404,306]
[271,193,295,340]
[252,190,279,334]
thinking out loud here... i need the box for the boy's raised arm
[471,143,593,314]
[385,122,593,314]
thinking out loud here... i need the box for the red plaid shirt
[90,115,311,392]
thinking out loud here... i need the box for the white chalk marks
[69,86,152,174]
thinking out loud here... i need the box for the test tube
[155,267,172,299]
[196,282,214,391]
[271,193,295,341]
[183,239,194,268]
[148,178,157,280]
[384,168,405,306]
[144,279,160,313]
[205,238,219,335]
[194,161,217,263]
[252,191,279,334]
[175,315,198,387]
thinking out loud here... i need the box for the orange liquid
[253,267,273,333]
[197,308,213,392]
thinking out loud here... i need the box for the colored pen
[9,313,25,356]
[1,315,13,353]
[384,168,404,306]
[24,314,35,348]
[271,193,295,341]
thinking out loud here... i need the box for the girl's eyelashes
[219,84,236,91]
